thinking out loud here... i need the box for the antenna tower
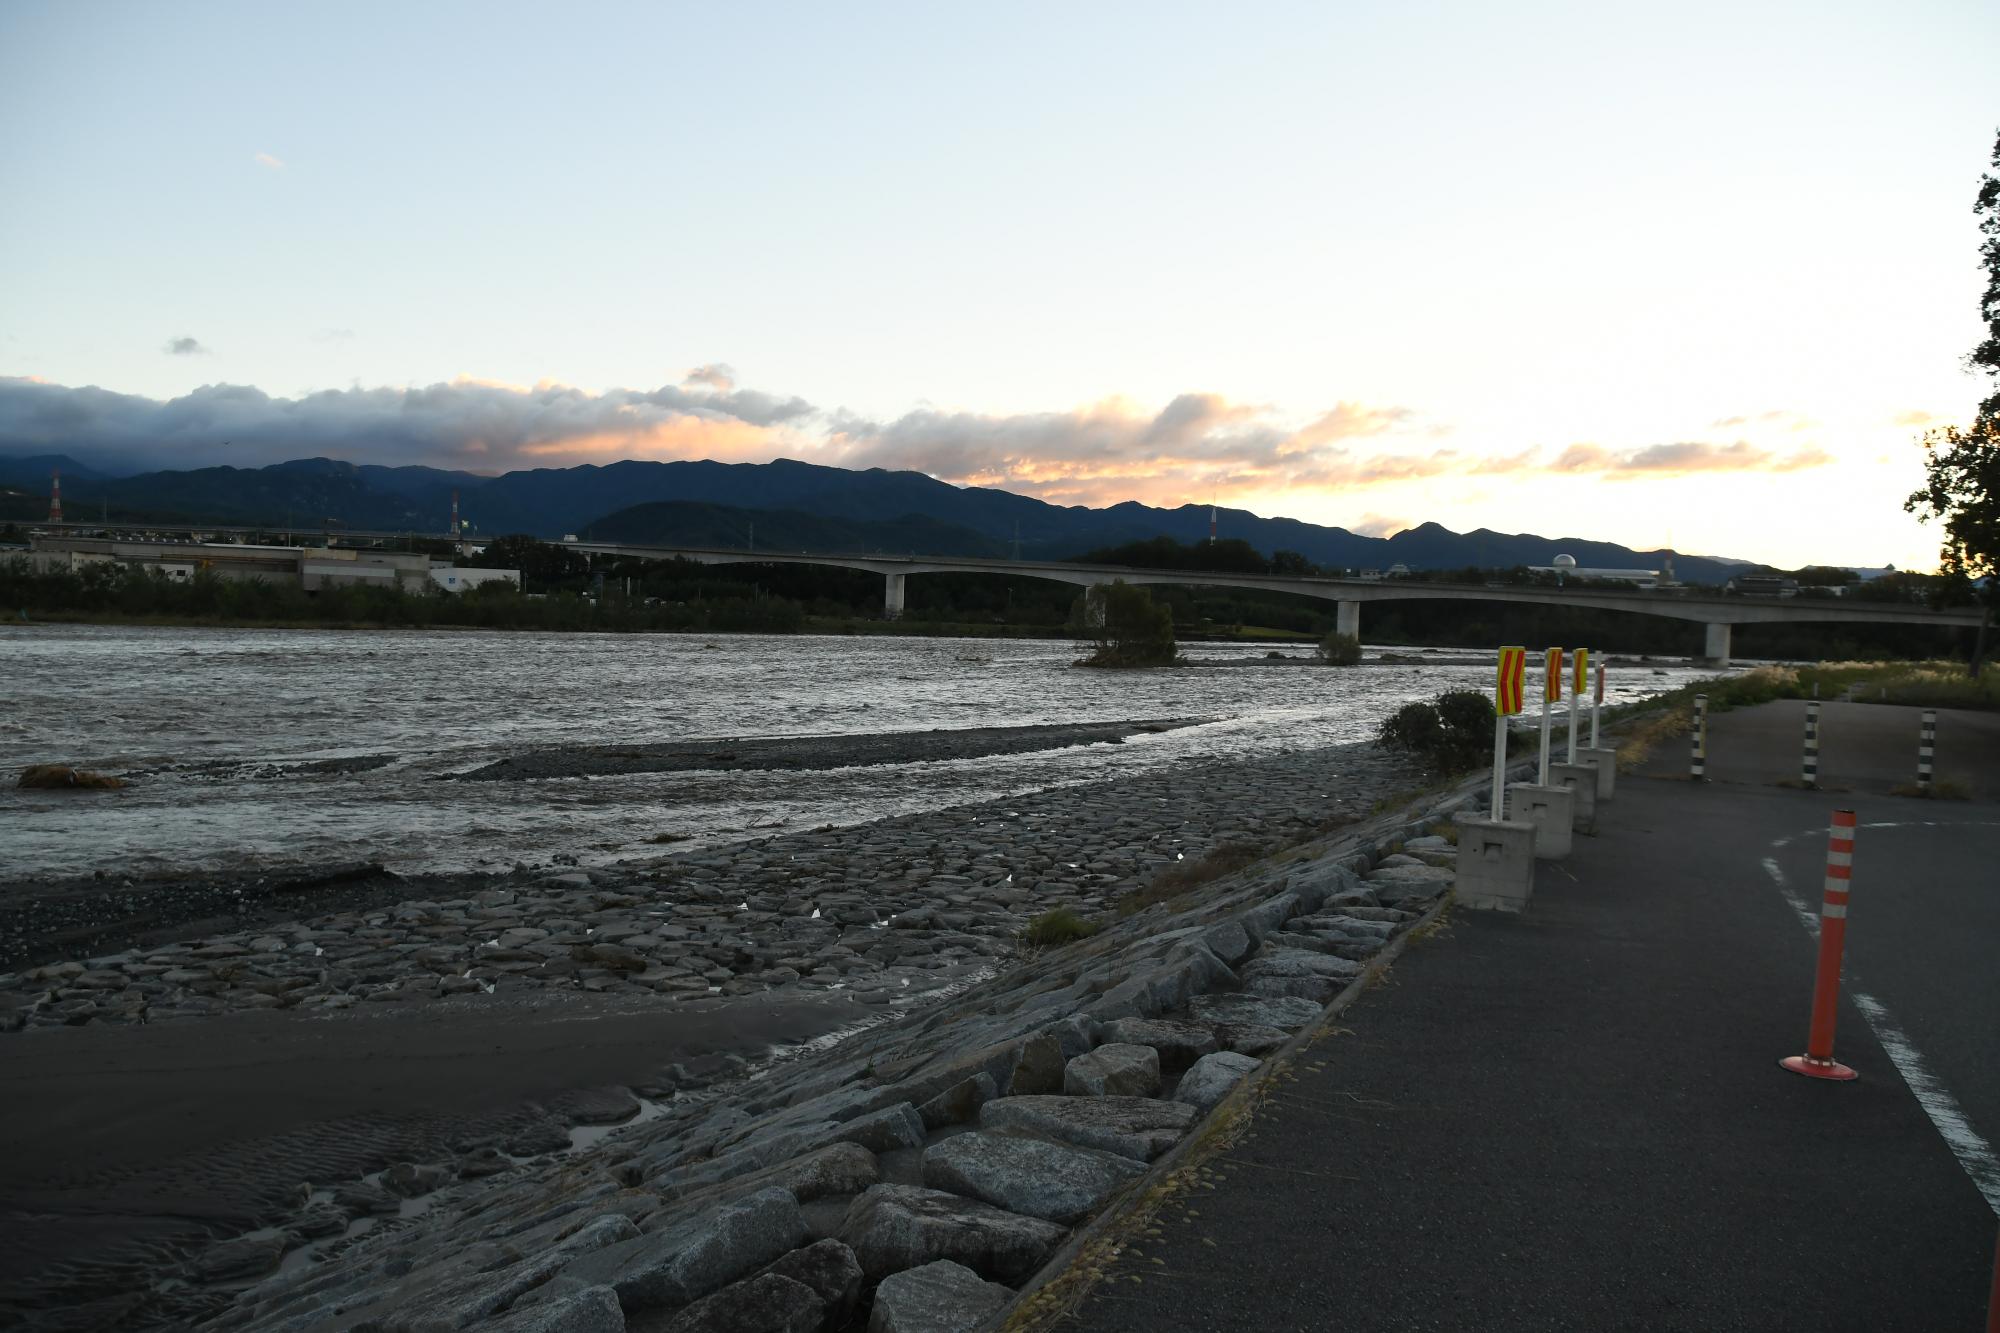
[48,468,62,524]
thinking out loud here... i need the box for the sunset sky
[2,1,1996,568]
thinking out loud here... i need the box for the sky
[2,1,1996,569]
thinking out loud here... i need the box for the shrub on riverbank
[1075,581,1180,668]
[1315,631,1362,665]
[1022,908,1101,947]
[1376,689,1496,774]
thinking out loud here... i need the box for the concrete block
[1550,762,1599,834]
[1452,818,1535,913]
[1506,783,1574,860]
[1580,747,1618,800]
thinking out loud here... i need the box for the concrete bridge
[565,541,1986,665]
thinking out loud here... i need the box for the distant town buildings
[1527,552,1664,587]
[15,536,518,594]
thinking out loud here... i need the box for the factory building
[17,537,516,594]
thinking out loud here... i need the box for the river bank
[0,728,1429,1330]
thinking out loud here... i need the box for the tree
[475,534,590,589]
[1075,581,1179,667]
[1906,131,2000,674]
[1315,630,1362,665]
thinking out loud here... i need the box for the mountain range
[0,452,1749,584]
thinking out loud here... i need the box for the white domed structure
[1552,553,1577,569]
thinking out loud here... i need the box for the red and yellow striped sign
[1544,647,1564,703]
[1496,645,1526,716]
[1572,647,1590,696]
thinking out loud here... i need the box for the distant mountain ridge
[0,451,1749,584]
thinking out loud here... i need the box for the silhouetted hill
[0,450,1750,583]
[587,500,1008,557]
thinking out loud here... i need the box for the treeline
[0,561,808,633]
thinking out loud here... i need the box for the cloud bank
[163,336,208,356]
[0,372,1835,506]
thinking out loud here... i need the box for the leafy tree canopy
[1906,129,2000,676]
[476,534,591,586]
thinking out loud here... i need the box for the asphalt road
[1058,702,1999,1331]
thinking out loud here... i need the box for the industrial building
[15,536,517,594]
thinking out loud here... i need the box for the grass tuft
[1889,779,1971,800]
[1118,841,1268,915]
[1022,908,1102,947]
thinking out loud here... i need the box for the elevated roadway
[562,540,1985,664]
[25,522,1983,664]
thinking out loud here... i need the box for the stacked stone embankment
[198,787,1470,1333]
[0,742,1417,1031]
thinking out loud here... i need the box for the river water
[0,626,1719,879]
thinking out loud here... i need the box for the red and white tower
[450,489,461,540]
[48,468,62,524]
[1208,505,1217,545]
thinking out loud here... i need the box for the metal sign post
[1566,647,1589,765]
[1590,656,1604,749]
[1493,646,1527,819]
[1538,647,1562,785]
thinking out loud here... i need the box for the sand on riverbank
[0,987,861,1331]
[444,717,1202,781]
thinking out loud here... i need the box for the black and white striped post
[1919,709,1936,794]
[1690,695,1708,781]
[1802,701,1820,788]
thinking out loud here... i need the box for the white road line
[1763,842,2000,1216]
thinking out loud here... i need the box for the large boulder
[760,1239,864,1326]
[977,1095,1197,1162]
[1239,948,1365,981]
[1172,1051,1262,1114]
[652,1238,864,1333]
[1061,1043,1160,1098]
[916,1073,997,1129]
[486,1285,625,1333]
[1005,1032,1067,1095]
[866,1259,1013,1333]
[832,1103,927,1153]
[656,1273,823,1333]
[556,1186,805,1314]
[1188,992,1322,1033]
[662,1141,879,1206]
[837,1184,1066,1283]
[921,1131,1144,1224]
[1100,1017,1219,1069]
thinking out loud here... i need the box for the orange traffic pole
[1781,809,1859,1081]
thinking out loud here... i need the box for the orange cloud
[1550,439,1830,478]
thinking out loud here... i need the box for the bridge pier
[1336,600,1361,641]
[884,572,906,620]
[1702,622,1732,667]
[1082,583,1108,628]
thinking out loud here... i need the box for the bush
[1377,689,1495,774]
[1075,581,1179,668]
[1315,630,1362,665]
[1022,909,1101,947]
